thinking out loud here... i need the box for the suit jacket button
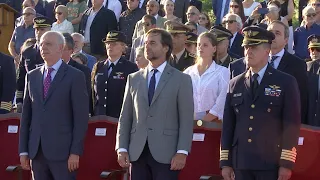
[267,108,271,112]
[104,104,106,107]
[248,139,252,143]
[105,97,107,99]
[249,127,253,131]
[249,116,254,120]
[251,104,255,108]
[105,89,107,92]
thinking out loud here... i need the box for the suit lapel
[82,8,91,28]
[141,68,149,104]
[244,70,252,100]
[39,66,45,104]
[277,51,289,71]
[44,62,68,104]
[253,66,273,102]
[150,64,173,105]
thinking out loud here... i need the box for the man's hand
[117,152,130,168]
[68,154,80,172]
[170,153,187,170]
[278,167,292,180]
[20,155,31,170]
[221,166,235,180]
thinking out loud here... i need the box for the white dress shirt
[104,0,122,22]
[52,19,74,34]
[106,58,120,76]
[250,63,268,84]
[230,32,237,48]
[84,6,102,43]
[184,62,230,120]
[118,61,188,155]
[20,59,63,156]
[269,48,285,69]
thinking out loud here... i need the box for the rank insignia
[265,85,281,97]
[113,72,125,79]
[233,93,242,97]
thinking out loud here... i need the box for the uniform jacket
[217,55,234,68]
[306,59,320,75]
[169,49,195,71]
[221,65,301,170]
[92,57,138,118]
[307,71,320,126]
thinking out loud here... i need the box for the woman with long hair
[198,13,211,29]
[229,0,246,22]
[184,32,230,122]
[163,0,182,22]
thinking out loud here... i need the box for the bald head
[40,31,65,65]
[187,6,200,23]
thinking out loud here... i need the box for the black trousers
[131,142,180,180]
[235,170,278,180]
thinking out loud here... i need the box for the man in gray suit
[129,15,156,63]
[116,28,194,180]
[132,0,166,41]
[19,31,89,180]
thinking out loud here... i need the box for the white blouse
[52,19,74,34]
[184,62,230,120]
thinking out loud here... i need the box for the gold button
[267,108,271,112]
[249,116,254,120]
[249,127,253,131]
[248,139,252,143]
[251,104,255,108]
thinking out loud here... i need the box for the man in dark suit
[116,28,194,180]
[306,34,320,73]
[190,0,202,12]
[79,0,118,60]
[0,52,16,114]
[92,31,138,117]
[267,20,308,124]
[16,17,52,113]
[165,20,195,71]
[160,0,189,23]
[19,31,89,180]
[61,33,92,114]
[224,13,244,59]
[209,25,235,68]
[221,26,300,180]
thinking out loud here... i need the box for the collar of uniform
[217,54,229,64]
[147,61,167,74]
[44,59,63,72]
[250,62,268,83]
[173,48,186,61]
[269,48,285,61]
[105,58,121,66]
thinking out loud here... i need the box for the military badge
[233,93,242,97]
[113,72,125,79]
[265,85,281,97]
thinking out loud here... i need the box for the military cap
[307,34,320,49]
[103,31,126,43]
[186,32,198,44]
[242,26,275,46]
[164,20,192,34]
[33,17,52,28]
[209,25,233,42]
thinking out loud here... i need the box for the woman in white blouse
[52,5,74,34]
[184,32,230,122]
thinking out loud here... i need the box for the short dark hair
[62,33,75,50]
[146,28,173,60]
[143,15,156,25]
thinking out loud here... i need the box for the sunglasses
[230,5,239,8]
[223,20,237,24]
[312,3,320,7]
[310,47,320,52]
[306,13,317,17]
[55,12,63,15]
[186,12,196,16]
[22,12,35,16]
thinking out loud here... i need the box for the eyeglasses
[55,12,63,15]
[312,3,320,7]
[142,22,150,26]
[306,13,317,17]
[186,12,196,16]
[146,4,156,8]
[230,5,239,8]
[200,17,207,20]
[22,12,35,16]
[310,47,320,52]
[223,20,237,24]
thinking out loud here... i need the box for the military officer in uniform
[220,26,301,180]
[306,35,320,74]
[92,31,138,118]
[185,32,197,55]
[306,35,320,126]
[0,51,16,114]
[164,20,196,71]
[16,17,52,112]
[209,25,235,68]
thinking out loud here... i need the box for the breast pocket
[231,97,244,114]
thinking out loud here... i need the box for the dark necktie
[43,67,54,98]
[148,69,158,105]
[108,63,115,77]
[252,73,259,98]
[269,56,279,68]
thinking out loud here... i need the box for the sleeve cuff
[177,150,188,155]
[20,152,28,156]
[117,148,128,153]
